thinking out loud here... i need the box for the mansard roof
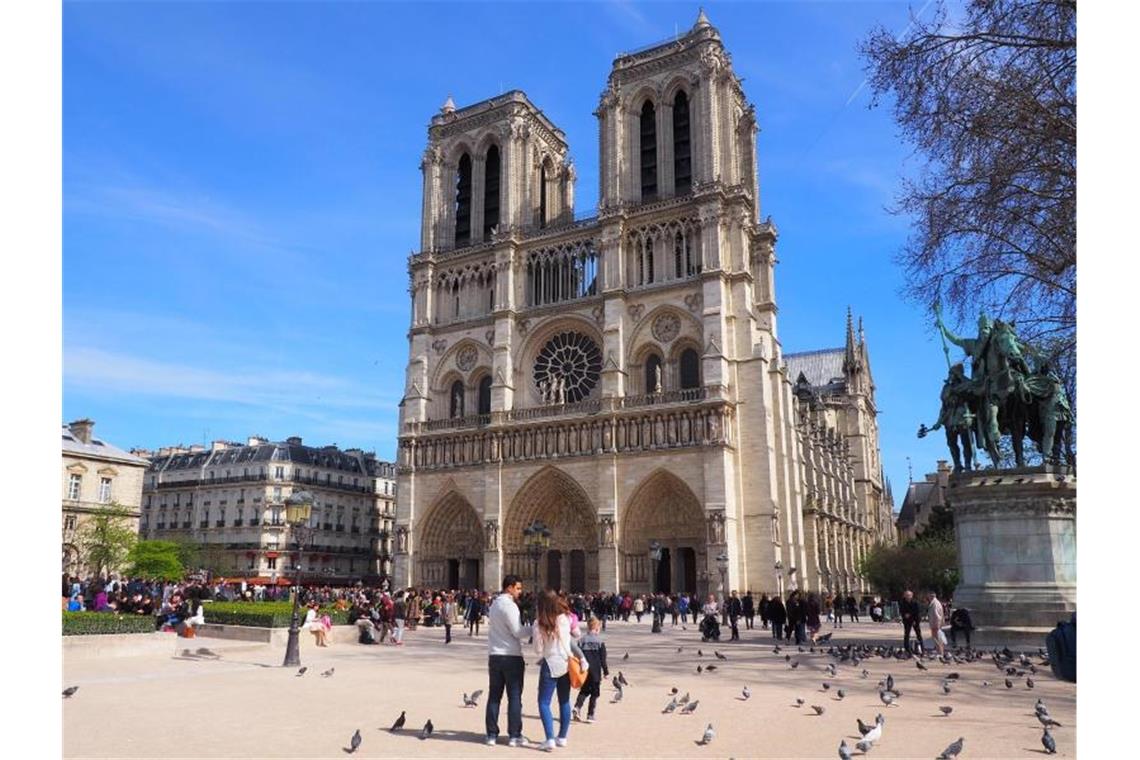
[896,480,935,529]
[784,347,846,392]
[147,439,394,476]
[61,426,148,467]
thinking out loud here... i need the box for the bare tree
[861,0,1075,380]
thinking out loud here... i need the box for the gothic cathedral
[394,12,895,598]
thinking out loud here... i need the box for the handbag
[567,654,587,689]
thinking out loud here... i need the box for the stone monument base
[948,465,1075,631]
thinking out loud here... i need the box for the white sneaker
[542,739,556,752]
[556,738,568,748]
[585,715,595,723]
[508,737,523,748]
[485,737,497,746]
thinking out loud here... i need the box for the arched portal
[415,491,484,589]
[620,470,706,595]
[504,467,596,592]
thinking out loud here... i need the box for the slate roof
[784,347,847,391]
[147,439,394,477]
[61,426,149,467]
[896,481,935,529]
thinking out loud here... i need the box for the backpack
[1045,613,1076,683]
[359,626,376,645]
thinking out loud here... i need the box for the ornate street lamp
[281,491,314,668]
[523,519,551,590]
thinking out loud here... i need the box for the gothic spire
[695,7,711,28]
[843,306,859,375]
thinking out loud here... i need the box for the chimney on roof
[68,419,95,445]
[286,436,303,446]
[248,435,268,446]
[210,440,229,452]
[189,444,204,452]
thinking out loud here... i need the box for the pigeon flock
[105,624,1067,757]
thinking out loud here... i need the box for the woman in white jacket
[532,591,586,751]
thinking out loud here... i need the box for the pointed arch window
[673,91,692,195]
[477,376,493,415]
[680,348,700,390]
[640,101,658,201]
[483,145,500,240]
[449,380,465,419]
[455,153,472,247]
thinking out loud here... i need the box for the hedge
[62,612,157,636]
[201,601,349,628]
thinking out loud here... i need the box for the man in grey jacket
[486,575,530,747]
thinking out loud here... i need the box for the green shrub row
[62,612,157,636]
[202,602,349,628]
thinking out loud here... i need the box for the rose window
[533,331,602,403]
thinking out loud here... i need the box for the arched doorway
[620,470,706,595]
[415,491,484,589]
[504,467,597,593]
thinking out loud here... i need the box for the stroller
[700,613,721,642]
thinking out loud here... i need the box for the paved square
[64,620,1074,758]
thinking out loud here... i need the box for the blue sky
[63,0,960,507]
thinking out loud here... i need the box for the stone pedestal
[948,466,1075,634]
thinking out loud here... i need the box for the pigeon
[697,665,703,674]
[742,685,751,700]
[1004,678,1013,689]
[939,706,953,716]
[811,704,825,716]
[321,668,335,678]
[1035,699,1049,717]
[699,723,715,745]
[838,739,852,760]
[795,698,805,707]
[612,676,623,691]
[715,651,727,660]
[885,674,894,692]
[623,651,629,660]
[705,665,717,672]
[945,673,960,680]
[826,663,837,676]
[670,687,679,694]
[861,669,869,679]
[347,729,361,753]
[879,690,896,707]
[681,699,700,714]
[463,689,484,707]
[698,649,704,657]
[296,667,307,677]
[856,740,873,753]
[836,689,846,700]
[786,654,792,662]
[1041,727,1056,754]
[677,647,684,653]
[916,660,928,671]
[857,718,875,736]
[611,688,624,703]
[942,681,952,695]
[937,737,964,759]
[663,698,679,714]
[862,718,883,744]
[982,681,991,687]
[1036,712,1062,728]
[196,647,219,658]
[790,660,800,669]
[420,719,433,740]
[618,671,629,687]
[818,632,833,644]
[679,692,690,704]
[822,682,831,691]
[389,711,406,732]
[1026,677,1035,689]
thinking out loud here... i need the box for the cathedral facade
[394,12,894,598]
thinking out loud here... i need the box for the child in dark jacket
[572,617,609,722]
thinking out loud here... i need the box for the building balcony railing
[233,520,243,527]
[154,473,268,489]
[618,387,707,408]
[199,521,209,528]
[424,413,491,432]
[215,520,226,527]
[288,473,368,494]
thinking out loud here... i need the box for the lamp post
[649,540,662,593]
[281,491,314,668]
[523,519,551,590]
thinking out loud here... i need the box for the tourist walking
[786,590,806,645]
[805,592,822,642]
[442,593,457,644]
[927,590,946,656]
[767,594,786,640]
[846,593,860,623]
[572,617,609,723]
[391,592,406,646]
[533,590,584,751]
[759,593,770,630]
[485,575,530,747]
[743,591,755,630]
[899,589,923,655]
[727,590,742,641]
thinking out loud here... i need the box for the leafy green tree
[78,503,137,578]
[860,540,959,601]
[124,540,185,581]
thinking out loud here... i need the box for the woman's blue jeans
[537,660,571,741]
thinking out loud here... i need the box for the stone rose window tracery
[533,331,602,404]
